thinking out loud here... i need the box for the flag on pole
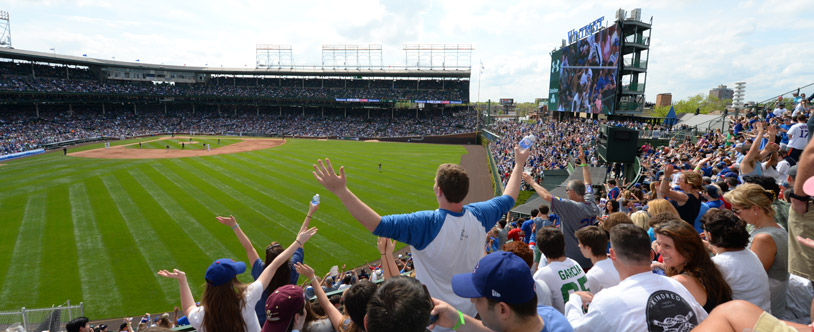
[480,60,485,74]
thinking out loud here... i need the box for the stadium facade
[0,47,471,120]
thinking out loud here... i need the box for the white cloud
[1,0,810,104]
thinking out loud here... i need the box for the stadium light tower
[403,44,473,70]
[322,44,382,69]
[256,44,294,69]
[0,10,11,48]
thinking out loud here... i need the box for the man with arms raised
[523,147,599,270]
[565,224,707,331]
[312,145,529,319]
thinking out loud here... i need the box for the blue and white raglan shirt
[373,195,515,318]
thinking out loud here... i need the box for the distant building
[656,93,672,107]
[709,84,734,100]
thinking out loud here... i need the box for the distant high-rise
[733,82,746,109]
[656,93,672,107]
[709,84,734,100]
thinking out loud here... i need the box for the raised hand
[313,158,347,194]
[522,172,535,184]
[579,145,586,163]
[216,215,237,227]
[157,269,186,280]
[514,145,530,166]
[294,262,316,280]
[296,227,318,245]
[428,298,461,330]
[664,164,675,176]
[377,237,388,254]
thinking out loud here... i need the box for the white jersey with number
[787,123,809,150]
[533,257,589,313]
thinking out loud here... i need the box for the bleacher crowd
[487,118,677,186]
[0,107,475,155]
[59,93,814,332]
[0,61,468,102]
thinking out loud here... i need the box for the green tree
[653,93,732,117]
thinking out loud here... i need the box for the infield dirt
[69,136,285,159]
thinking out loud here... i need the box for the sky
[2,0,813,103]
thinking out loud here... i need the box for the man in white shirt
[575,226,620,295]
[786,114,809,165]
[313,146,530,320]
[564,224,708,331]
[533,226,589,313]
[773,104,787,118]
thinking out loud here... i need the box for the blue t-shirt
[250,247,304,326]
[703,199,723,210]
[548,214,560,228]
[522,219,535,243]
[780,124,792,144]
[538,305,574,332]
[607,187,620,200]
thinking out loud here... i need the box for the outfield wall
[0,148,45,161]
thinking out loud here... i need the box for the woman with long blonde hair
[724,183,789,316]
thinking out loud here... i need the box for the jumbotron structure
[0,44,471,124]
[548,8,652,117]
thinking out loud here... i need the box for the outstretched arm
[377,237,400,279]
[313,158,382,232]
[295,263,344,332]
[216,215,260,264]
[523,172,552,203]
[257,225,318,289]
[743,121,764,164]
[503,145,531,201]
[157,269,196,317]
[658,164,688,204]
[428,298,493,332]
[579,146,592,186]
[299,201,319,233]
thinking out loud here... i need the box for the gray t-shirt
[550,188,601,270]
[749,226,789,316]
[497,226,510,249]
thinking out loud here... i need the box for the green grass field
[0,138,467,319]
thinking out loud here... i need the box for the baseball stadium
[2,3,814,332]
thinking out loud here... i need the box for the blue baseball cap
[450,252,534,304]
[205,258,246,286]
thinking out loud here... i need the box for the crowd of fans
[55,92,814,332]
[487,118,678,186]
[0,61,469,102]
[481,94,814,331]
[0,107,475,155]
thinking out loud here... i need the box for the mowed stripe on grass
[0,138,468,319]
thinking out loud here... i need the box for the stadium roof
[0,47,471,78]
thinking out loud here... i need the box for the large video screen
[556,23,619,114]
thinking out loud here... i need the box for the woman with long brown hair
[654,219,732,312]
[216,202,319,326]
[158,217,318,332]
